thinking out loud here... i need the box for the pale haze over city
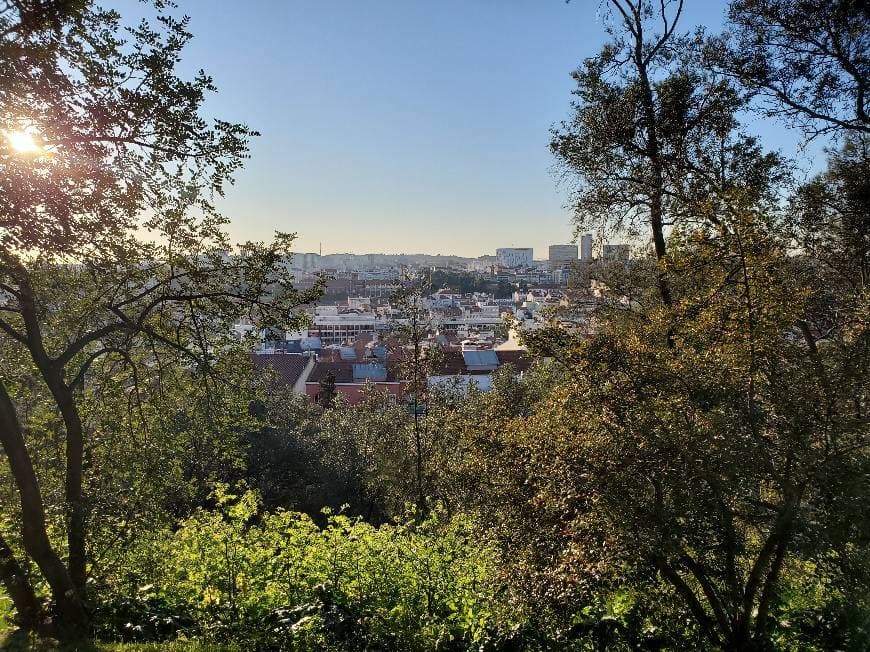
[166,0,805,257]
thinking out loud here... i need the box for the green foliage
[427,270,489,295]
[464,206,870,649]
[767,557,870,651]
[552,1,782,248]
[0,634,236,652]
[96,487,507,651]
[316,387,416,519]
[0,2,866,650]
[790,137,870,289]
[710,0,870,138]
[242,385,417,522]
[0,0,321,637]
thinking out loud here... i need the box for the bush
[93,585,196,643]
[96,487,511,650]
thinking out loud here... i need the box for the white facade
[496,247,534,269]
[580,234,594,261]
[548,244,578,268]
[312,312,386,345]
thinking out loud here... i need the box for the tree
[317,386,416,521]
[389,275,443,514]
[317,370,337,409]
[791,136,870,289]
[425,361,559,517]
[0,0,318,638]
[554,0,782,310]
[709,0,869,137]
[427,270,486,295]
[493,279,514,299]
[469,203,870,649]
[466,3,870,648]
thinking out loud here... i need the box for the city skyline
[138,0,817,257]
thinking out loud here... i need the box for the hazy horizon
[161,0,818,258]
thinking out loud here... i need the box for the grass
[0,633,235,652]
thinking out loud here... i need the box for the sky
[160,0,809,258]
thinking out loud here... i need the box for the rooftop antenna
[319,242,322,256]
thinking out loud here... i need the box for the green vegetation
[0,637,234,651]
[427,270,490,295]
[94,488,506,650]
[1,0,868,650]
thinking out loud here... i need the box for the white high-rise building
[548,244,578,269]
[580,234,594,261]
[496,247,534,269]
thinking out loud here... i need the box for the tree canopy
[0,0,318,638]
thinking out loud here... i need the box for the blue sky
[163,0,811,257]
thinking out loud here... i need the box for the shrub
[96,487,510,650]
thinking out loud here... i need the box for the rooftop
[307,361,400,384]
[251,354,310,387]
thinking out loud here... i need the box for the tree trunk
[616,0,674,312]
[636,61,673,309]
[0,532,44,633]
[730,490,802,651]
[51,384,87,592]
[0,381,90,640]
[722,631,768,652]
[11,264,88,592]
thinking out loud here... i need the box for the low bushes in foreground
[93,487,515,651]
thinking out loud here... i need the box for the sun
[4,127,42,154]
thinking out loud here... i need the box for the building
[548,244,578,269]
[428,349,532,394]
[251,353,316,394]
[311,305,389,345]
[293,252,321,271]
[496,247,534,269]
[580,234,594,261]
[305,361,403,404]
[603,244,630,261]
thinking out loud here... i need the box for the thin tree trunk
[624,3,669,282]
[12,266,88,593]
[654,554,722,647]
[0,532,44,632]
[753,536,790,645]
[637,62,673,309]
[51,384,87,592]
[730,489,802,650]
[0,381,90,640]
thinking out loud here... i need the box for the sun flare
[4,127,42,154]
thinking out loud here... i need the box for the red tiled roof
[430,349,533,375]
[252,354,309,386]
[495,350,533,371]
[307,361,400,384]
